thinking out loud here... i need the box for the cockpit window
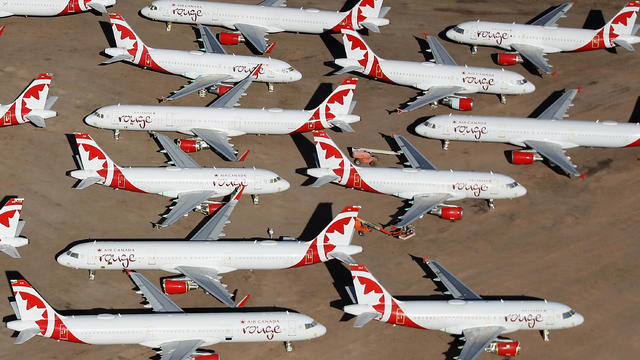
[304,320,318,329]
[93,111,104,119]
[283,66,294,73]
[453,26,464,34]
[516,79,528,85]
[423,121,436,129]
[268,176,282,183]
[66,250,79,258]
[506,181,519,189]
[562,309,576,319]
[148,4,158,10]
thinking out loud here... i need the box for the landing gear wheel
[268,82,274,93]
[198,89,207,98]
[252,194,260,205]
[470,45,478,54]
[542,329,550,342]
[114,129,120,140]
[442,139,449,150]
[166,22,172,31]
[499,94,507,104]
[89,270,95,280]
[488,199,495,210]
[354,159,361,166]
[284,341,293,352]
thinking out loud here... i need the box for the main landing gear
[267,82,274,93]
[487,199,495,210]
[442,139,450,150]
[113,129,120,140]
[470,45,478,54]
[499,94,507,104]
[166,22,172,31]
[252,194,260,205]
[284,341,293,352]
[198,88,207,97]
[89,270,96,280]
[541,329,550,342]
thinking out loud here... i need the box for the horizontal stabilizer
[87,1,108,13]
[328,251,356,264]
[24,115,45,128]
[102,54,134,64]
[14,328,40,344]
[614,38,635,51]
[360,22,380,33]
[75,177,102,189]
[15,220,25,237]
[0,245,20,259]
[379,6,391,18]
[334,66,364,75]
[312,174,339,187]
[330,120,355,133]
[353,312,379,328]
[44,96,58,110]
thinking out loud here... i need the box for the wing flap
[510,43,552,74]
[198,25,227,54]
[176,266,236,307]
[399,86,463,113]
[191,128,238,162]
[536,88,579,120]
[165,74,232,102]
[159,340,205,360]
[128,271,183,313]
[395,194,450,228]
[259,0,286,6]
[524,140,582,177]
[393,134,437,170]
[234,23,268,53]
[425,260,482,300]
[161,191,218,228]
[156,134,201,169]
[458,327,505,360]
[189,186,244,241]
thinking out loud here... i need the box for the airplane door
[254,170,263,191]
[88,246,96,265]
[117,174,126,189]
[165,112,174,128]
[490,179,499,196]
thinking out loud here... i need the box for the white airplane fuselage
[7,311,325,346]
[0,0,115,17]
[140,0,376,34]
[418,115,640,149]
[345,299,583,334]
[85,104,359,136]
[69,167,289,198]
[447,21,640,53]
[104,46,301,83]
[58,240,363,272]
[310,166,526,200]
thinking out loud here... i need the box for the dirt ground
[0,0,638,359]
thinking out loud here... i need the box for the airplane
[415,88,640,178]
[0,0,115,16]
[57,196,362,307]
[103,14,301,100]
[0,197,28,258]
[1,73,58,128]
[306,131,526,227]
[344,259,584,360]
[68,132,289,227]
[140,0,390,54]
[446,1,640,75]
[84,75,360,161]
[6,271,326,359]
[333,29,535,113]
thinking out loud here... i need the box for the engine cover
[486,341,520,357]
[510,150,542,165]
[176,138,209,153]
[162,279,199,295]
[443,97,473,111]
[430,206,463,221]
[496,53,524,66]
[218,32,245,45]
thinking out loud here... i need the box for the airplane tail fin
[312,130,355,171]
[333,0,390,33]
[0,198,23,238]
[303,78,359,132]
[12,73,53,111]
[109,13,146,50]
[312,205,360,247]
[349,264,397,307]
[73,133,118,171]
[336,29,390,81]
[600,1,640,45]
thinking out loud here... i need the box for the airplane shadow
[297,203,333,241]
[320,33,346,61]
[527,89,565,117]
[628,97,640,123]
[0,196,20,208]
[525,5,561,24]
[304,83,335,110]
[414,36,433,62]
[98,21,116,48]
[291,133,318,185]
[324,261,356,322]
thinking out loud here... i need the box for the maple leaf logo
[611,11,637,36]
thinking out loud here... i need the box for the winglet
[0,26,5,36]
[579,173,586,179]
[423,32,429,38]
[233,185,245,200]
[576,86,582,92]
[396,108,403,114]
[552,72,557,77]
[239,149,250,161]
[124,269,132,276]
[251,64,263,78]
[265,42,276,54]
[236,294,250,307]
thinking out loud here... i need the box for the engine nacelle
[194,202,225,215]
[497,53,524,66]
[176,138,209,153]
[443,97,473,111]
[218,32,245,45]
[509,150,543,165]
[430,206,463,221]
[208,84,233,95]
[486,341,520,357]
[193,354,220,360]
[162,279,199,295]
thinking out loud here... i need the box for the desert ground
[0,0,638,359]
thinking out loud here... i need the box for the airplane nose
[445,28,455,40]
[56,254,65,265]
[84,114,98,127]
[315,323,327,337]
[525,81,536,93]
[415,123,428,137]
[291,69,302,82]
[517,184,527,197]
[280,179,291,191]
[574,313,584,326]
[140,7,150,17]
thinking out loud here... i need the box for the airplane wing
[198,25,227,55]
[189,186,244,241]
[399,86,464,113]
[425,260,482,300]
[0,245,21,259]
[529,2,573,27]
[24,115,46,128]
[424,34,457,66]
[234,23,269,54]
[165,74,232,102]
[259,0,287,7]
[536,88,579,120]
[510,43,553,75]
[161,191,218,227]
[458,326,506,360]
[393,134,437,170]
[156,134,201,169]
[192,128,238,161]
[159,340,206,360]
[523,140,582,177]
[395,194,451,228]
[128,271,184,313]
[208,64,261,108]
[176,266,236,307]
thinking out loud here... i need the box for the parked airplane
[0,0,115,16]
[306,131,526,227]
[58,196,361,307]
[140,0,390,53]
[1,73,57,128]
[0,197,27,258]
[103,14,301,100]
[68,133,289,227]
[334,30,535,113]
[6,271,325,358]
[84,75,360,161]
[344,259,583,360]
[446,1,640,75]
[416,88,640,178]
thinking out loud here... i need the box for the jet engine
[496,53,524,66]
[194,202,225,215]
[162,278,199,295]
[430,206,463,221]
[509,150,543,165]
[486,341,520,357]
[218,32,245,45]
[208,84,233,95]
[442,97,473,111]
[193,354,220,360]
[175,138,210,153]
